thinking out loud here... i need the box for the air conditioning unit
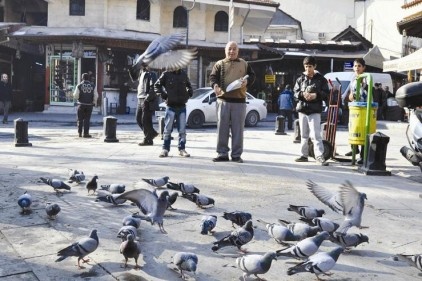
[318,33,326,39]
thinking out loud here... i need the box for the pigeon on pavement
[172,252,198,279]
[55,229,99,269]
[115,189,169,233]
[166,181,200,195]
[183,193,214,208]
[100,184,125,194]
[299,217,340,233]
[122,215,142,229]
[39,177,71,195]
[287,204,325,219]
[95,190,127,205]
[277,219,320,240]
[287,247,344,280]
[223,211,252,228]
[200,215,217,235]
[166,191,179,210]
[329,232,369,250]
[18,191,32,214]
[236,251,277,281]
[142,176,169,188]
[256,219,301,245]
[68,169,85,184]
[45,203,61,219]
[86,175,99,195]
[120,234,142,269]
[398,254,422,272]
[276,231,330,260]
[117,225,138,242]
[212,220,254,252]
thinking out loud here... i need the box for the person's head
[82,73,89,81]
[225,41,239,61]
[1,73,8,82]
[353,58,366,75]
[384,85,389,91]
[285,84,291,90]
[303,56,317,76]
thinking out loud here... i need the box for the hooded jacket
[293,71,329,115]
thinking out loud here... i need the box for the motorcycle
[395,82,422,172]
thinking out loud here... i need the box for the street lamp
[181,0,196,49]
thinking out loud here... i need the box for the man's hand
[240,78,247,88]
[304,92,317,101]
[214,84,221,95]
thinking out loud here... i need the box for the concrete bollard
[14,118,32,147]
[103,116,119,143]
[359,132,391,176]
[275,115,287,135]
[293,119,301,143]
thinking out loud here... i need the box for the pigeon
[39,177,71,195]
[55,229,99,269]
[100,184,125,194]
[236,251,277,281]
[172,252,198,279]
[287,204,325,219]
[95,190,127,205]
[276,231,330,260]
[120,234,142,269]
[45,203,61,219]
[200,215,217,235]
[166,191,179,210]
[17,191,32,214]
[141,176,169,188]
[115,189,169,233]
[256,219,301,245]
[398,254,422,271]
[117,225,138,242]
[68,169,85,184]
[223,211,252,228]
[307,179,343,213]
[183,193,214,208]
[86,175,99,195]
[277,219,320,240]
[329,232,369,250]
[122,215,142,229]
[212,220,254,252]
[299,217,340,233]
[166,181,200,195]
[287,247,344,280]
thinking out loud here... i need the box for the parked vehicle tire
[245,110,259,127]
[187,110,205,128]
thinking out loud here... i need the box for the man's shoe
[159,149,169,158]
[293,140,300,143]
[316,156,329,166]
[152,131,159,139]
[179,149,190,157]
[138,140,153,146]
[357,158,363,165]
[83,134,92,138]
[78,133,82,137]
[212,155,229,162]
[232,157,243,163]
[295,156,308,162]
[345,149,360,156]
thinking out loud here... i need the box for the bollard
[14,118,32,147]
[275,115,287,135]
[103,116,119,143]
[359,132,391,176]
[293,119,300,143]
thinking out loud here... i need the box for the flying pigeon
[212,220,254,252]
[200,215,217,235]
[222,211,252,228]
[287,247,344,280]
[68,169,85,184]
[55,229,99,269]
[277,219,320,240]
[115,189,169,233]
[287,204,325,219]
[236,251,277,281]
[122,215,142,229]
[183,193,214,208]
[398,254,422,272]
[299,217,340,233]
[117,225,138,242]
[45,203,61,219]
[329,232,369,250]
[17,191,32,214]
[276,231,330,260]
[172,252,198,279]
[100,184,126,194]
[166,181,200,195]
[86,175,99,195]
[141,176,169,188]
[307,180,343,213]
[39,177,71,195]
[120,234,142,269]
[95,190,127,205]
[256,219,301,245]
[166,191,179,210]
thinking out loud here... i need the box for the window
[173,6,187,28]
[136,0,150,20]
[69,0,85,16]
[214,11,228,32]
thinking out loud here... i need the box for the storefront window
[49,56,77,105]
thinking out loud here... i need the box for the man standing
[293,56,329,166]
[277,84,295,130]
[209,41,255,163]
[73,73,98,138]
[0,73,12,124]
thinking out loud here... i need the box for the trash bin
[348,102,377,145]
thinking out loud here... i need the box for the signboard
[344,61,353,71]
[265,75,276,83]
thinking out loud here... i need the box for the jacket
[0,81,12,102]
[137,69,157,102]
[293,71,329,115]
[73,80,98,106]
[154,69,193,107]
[277,89,294,110]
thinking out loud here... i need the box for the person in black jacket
[154,68,192,158]
[0,73,12,124]
[73,73,98,138]
[293,56,329,166]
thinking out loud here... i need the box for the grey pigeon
[166,191,179,210]
[200,215,217,235]
[115,189,169,233]
[68,169,85,184]
[40,177,71,195]
[277,219,320,240]
[212,220,254,252]
[86,175,99,195]
[287,247,344,279]
[183,193,214,208]
[45,203,61,219]
[100,184,125,194]
[122,215,141,229]
[166,181,200,195]
[95,190,127,205]
[307,179,343,213]
[17,191,32,214]
[172,252,198,279]
[287,204,325,219]
[117,225,138,242]
[299,217,340,233]
[120,234,142,269]
[223,211,252,228]
[141,176,169,188]
[55,229,99,269]
[276,231,330,260]
[256,219,301,245]
[236,251,277,281]
[398,254,422,271]
[329,232,369,250]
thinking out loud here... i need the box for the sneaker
[179,149,190,157]
[232,157,243,163]
[293,140,300,143]
[78,133,82,138]
[159,149,169,158]
[316,156,329,166]
[295,156,308,162]
[212,155,229,162]
[138,140,153,146]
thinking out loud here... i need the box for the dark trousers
[77,105,93,135]
[136,98,157,142]
[278,109,294,129]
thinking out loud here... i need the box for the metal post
[181,0,196,50]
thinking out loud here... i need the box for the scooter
[395,82,422,172]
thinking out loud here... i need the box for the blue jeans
[162,106,187,151]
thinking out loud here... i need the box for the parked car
[157,87,267,128]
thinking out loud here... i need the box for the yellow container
[348,102,378,145]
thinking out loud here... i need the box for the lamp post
[181,0,196,49]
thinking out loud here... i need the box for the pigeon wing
[115,189,157,214]
[307,180,342,213]
[148,48,197,71]
[339,181,361,216]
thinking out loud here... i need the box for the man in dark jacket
[73,73,98,138]
[293,56,329,166]
[154,68,192,158]
[0,73,12,124]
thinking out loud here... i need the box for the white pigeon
[236,251,277,281]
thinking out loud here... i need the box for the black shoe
[357,158,363,165]
[83,134,92,138]
[138,140,153,146]
[78,133,82,137]
[2,120,7,124]
[295,156,308,162]
[231,157,243,163]
[345,150,360,156]
[152,131,159,139]
[212,156,229,162]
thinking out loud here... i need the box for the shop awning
[383,48,422,72]
[363,45,385,69]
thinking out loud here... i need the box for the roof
[397,11,422,38]
[332,25,373,49]
[230,0,280,7]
